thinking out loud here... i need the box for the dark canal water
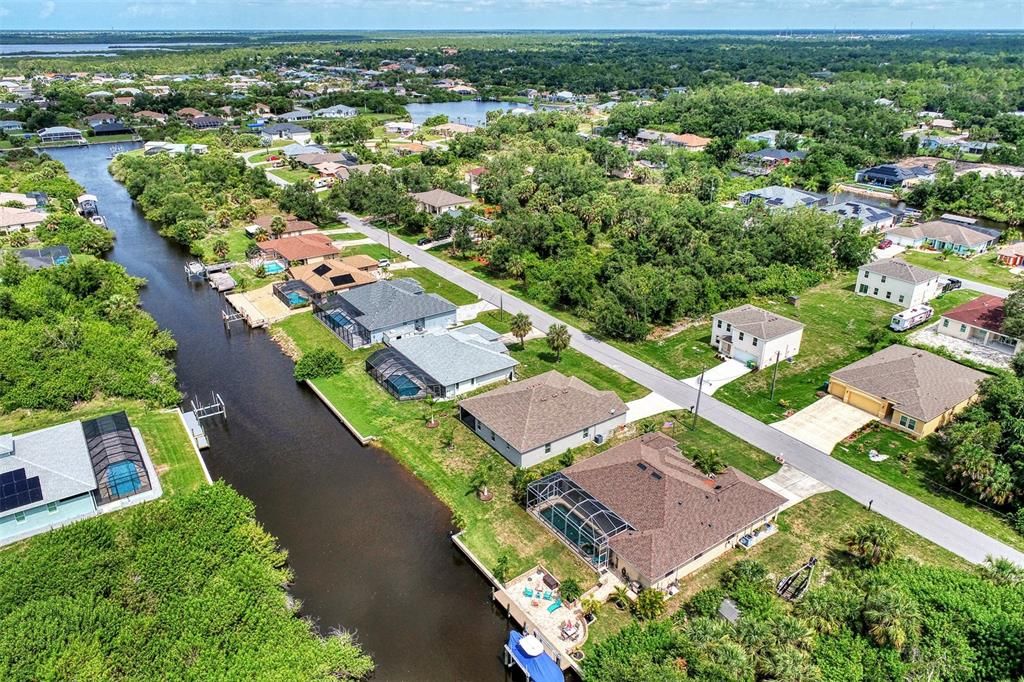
[48,143,509,681]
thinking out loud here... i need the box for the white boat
[89,215,107,228]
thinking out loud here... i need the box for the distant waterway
[406,100,520,126]
[0,42,225,57]
[47,142,512,681]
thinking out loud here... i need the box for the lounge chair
[547,599,563,614]
[523,587,534,597]
[543,591,552,600]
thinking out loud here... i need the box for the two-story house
[856,259,943,306]
[710,304,804,370]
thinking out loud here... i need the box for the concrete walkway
[337,212,1024,567]
[625,392,682,423]
[760,465,832,511]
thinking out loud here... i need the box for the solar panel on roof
[329,274,355,286]
[0,468,43,513]
[313,263,331,276]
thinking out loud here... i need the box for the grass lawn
[509,340,649,402]
[901,250,1022,290]
[714,277,976,423]
[342,242,404,262]
[390,267,479,305]
[832,423,1024,553]
[0,400,206,497]
[272,313,597,585]
[269,168,316,184]
[197,226,253,263]
[330,231,368,241]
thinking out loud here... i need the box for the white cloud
[39,0,55,18]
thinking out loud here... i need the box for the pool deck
[496,567,588,671]
[226,283,305,328]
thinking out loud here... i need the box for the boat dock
[181,410,210,449]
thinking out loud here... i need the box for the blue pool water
[328,311,351,327]
[106,460,142,497]
[264,261,285,274]
[286,291,310,306]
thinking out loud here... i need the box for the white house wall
[857,268,941,306]
[471,412,627,468]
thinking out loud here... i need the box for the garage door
[845,390,883,416]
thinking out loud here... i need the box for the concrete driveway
[626,392,683,423]
[771,396,876,454]
[682,359,751,395]
[760,465,832,511]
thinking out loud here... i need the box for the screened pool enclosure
[526,472,632,570]
[82,412,152,505]
[365,347,444,400]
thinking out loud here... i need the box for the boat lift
[776,557,817,601]
[181,393,227,450]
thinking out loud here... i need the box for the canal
[48,143,509,681]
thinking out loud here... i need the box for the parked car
[877,238,893,249]
[942,278,962,293]
[416,237,432,246]
[378,258,391,269]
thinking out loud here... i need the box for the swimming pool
[286,291,310,306]
[263,261,285,274]
[327,311,351,327]
[540,503,604,563]
[106,460,142,498]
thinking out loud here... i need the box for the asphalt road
[340,213,1024,567]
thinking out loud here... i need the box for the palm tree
[270,215,286,239]
[827,182,843,205]
[510,312,532,349]
[692,449,725,476]
[212,239,230,261]
[862,586,920,651]
[765,646,821,682]
[546,323,571,361]
[844,521,898,566]
[612,585,630,610]
[982,555,1024,585]
[506,255,527,283]
[254,228,269,243]
[470,455,499,501]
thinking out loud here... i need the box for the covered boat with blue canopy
[504,631,564,682]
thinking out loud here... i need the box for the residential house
[278,109,314,123]
[258,234,339,265]
[0,412,159,546]
[854,164,935,188]
[746,130,782,146]
[85,90,113,99]
[856,259,943,306]
[366,323,519,400]
[113,96,134,108]
[459,370,627,468]
[828,345,987,438]
[821,201,899,234]
[410,189,474,215]
[710,304,804,370]
[742,148,807,170]
[188,116,225,130]
[997,242,1024,267]
[394,142,429,156]
[937,295,1020,356]
[84,112,117,126]
[250,214,320,238]
[0,102,20,113]
[91,121,134,136]
[286,258,377,300]
[0,206,47,233]
[37,126,84,143]
[293,151,358,167]
[0,192,38,208]
[465,166,487,193]
[527,433,786,588]
[384,121,418,136]
[14,245,71,270]
[739,186,826,210]
[281,143,327,158]
[135,110,167,124]
[313,104,358,118]
[0,120,24,133]
[261,123,312,144]
[663,133,711,152]
[888,220,997,257]
[250,103,273,116]
[314,278,458,349]
[142,141,207,155]
[175,107,205,120]
[433,122,476,138]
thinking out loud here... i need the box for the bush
[294,347,345,381]
[685,587,727,619]
[633,588,667,621]
[559,577,583,603]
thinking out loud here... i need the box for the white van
[890,305,934,332]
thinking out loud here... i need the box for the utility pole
[769,350,782,400]
[692,366,706,430]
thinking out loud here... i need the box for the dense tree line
[586,546,1024,682]
[0,482,374,680]
[111,148,273,254]
[907,163,1024,226]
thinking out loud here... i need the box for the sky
[1,0,1023,32]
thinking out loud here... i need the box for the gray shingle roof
[326,278,456,332]
[830,345,988,422]
[740,186,823,209]
[563,433,786,580]
[714,304,803,341]
[459,370,626,453]
[386,325,518,387]
[822,201,896,225]
[860,258,941,284]
[1,421,96,511]
[890,220,996,248]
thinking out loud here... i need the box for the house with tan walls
[827,345,988,438]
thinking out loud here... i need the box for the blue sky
[2,0,1023,31]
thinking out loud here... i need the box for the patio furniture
[531,599,540,607]
[543,591,552,600]
[547,599,563,614]
[523,587,534,597]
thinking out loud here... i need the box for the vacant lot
[902,250,1022,290]
[393,267,480,306]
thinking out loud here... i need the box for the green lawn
[832,424,1024,553]
[272,313,597,586]
[330,231,369,241]
[0,400,206,497]
[714,277,976,423]
[269,168,316,184]
[901,251,1022,290]
[341,242,403,262]
[391,267,479,306]
[197,226,253,263]
[508,339,649,402]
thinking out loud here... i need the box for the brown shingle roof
[253,215,318,235]
[890,220,995,247]
[288,260,375,294]
[410,188,472,209]
[459,370,626,453]
[829,345,988,422]
[563,433,785,581]
[714,304,803,340]
[942,295,1010,336]
[259,234,338,262]
[860,258,941,284]
[340,254,379,271]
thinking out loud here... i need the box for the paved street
[340,212,1024,567]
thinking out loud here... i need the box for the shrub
[294,347,345,381]
[633,588,667,621]
[685,587,727,619]
[560,577,583,603]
